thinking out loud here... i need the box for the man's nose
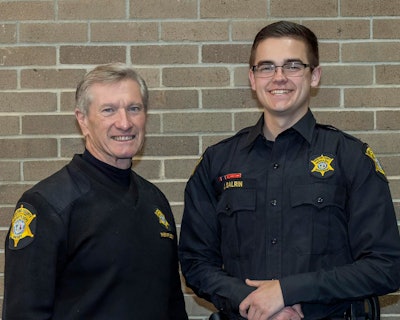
[116,109,132,129]
[272,66,287,80]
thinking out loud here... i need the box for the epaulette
[316,123,339,131]
[317,123,387,181]
[210,125,253,147]
[316,123,362,143]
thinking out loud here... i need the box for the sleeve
[168,237,189,320]
[168,270,189,319]
[2,191,67,320]
[162,195,189,320]
[280,143,400,306]
[178,151,254,313]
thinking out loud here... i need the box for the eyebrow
[256,58,305,66]
[100,101,143,108]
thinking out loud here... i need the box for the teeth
[113,136,134,141]
[270,90,290,94]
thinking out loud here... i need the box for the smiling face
[249,37,321,124]
[75,79,146,169]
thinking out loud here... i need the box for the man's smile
[112,135,135,141]
[269,89,292,95]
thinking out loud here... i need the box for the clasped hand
[239,279,303,320]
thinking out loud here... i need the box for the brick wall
[0,0,399,318]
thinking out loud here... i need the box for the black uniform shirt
[179,109,400,319]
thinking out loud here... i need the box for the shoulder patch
[364,145,387,181]
[9,202,37,250]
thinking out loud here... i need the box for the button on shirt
[179,109,400,319]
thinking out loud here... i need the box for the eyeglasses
[251,61,311,78]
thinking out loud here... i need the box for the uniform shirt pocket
[216,187,256,273]
[216,187,256,216]
[289,183,347,255]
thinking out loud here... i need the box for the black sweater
[3,153,188,320]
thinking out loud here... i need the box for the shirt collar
[243,115,265,149]
[243,109,316,149]
[292,109,316,144]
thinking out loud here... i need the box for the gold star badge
[311,155,335,177]
[10,204,36,248]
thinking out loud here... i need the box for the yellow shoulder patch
[365,146,385,176]
[9,203,37,250]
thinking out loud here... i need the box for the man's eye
[128,105,143,112]
[285,63,302,70]
[259,65,274,72]
[102,107,115,113]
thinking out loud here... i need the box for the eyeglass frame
[251,61,313,78]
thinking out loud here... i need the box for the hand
[239,279,285,320]
[269,304,303,320]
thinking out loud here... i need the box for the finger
[269,307,297,320]
[245,278,262,287]
[247,306,258,320]
[239,300,250,317]
[292,304,304,318]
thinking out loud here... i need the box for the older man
[3,63,188,320]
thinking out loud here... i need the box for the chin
[115,145,139,155]
[117,153,135,159]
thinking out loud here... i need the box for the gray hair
[75,62,149,114]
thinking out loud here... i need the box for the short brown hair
[249,21,319,69]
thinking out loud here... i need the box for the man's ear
[249,68,256,91]
[311,66,322,87]
[75,108,88,136]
